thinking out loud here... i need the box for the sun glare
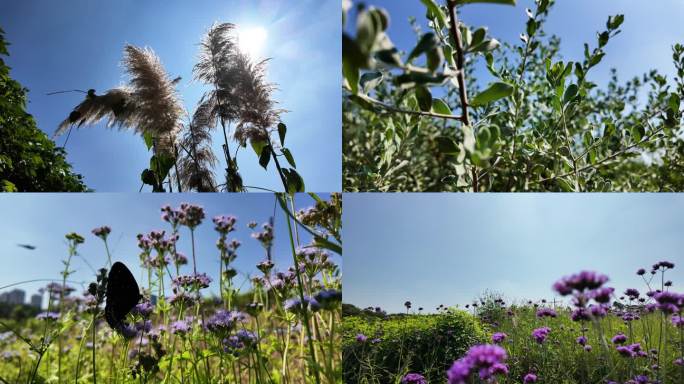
[237,26,268,59]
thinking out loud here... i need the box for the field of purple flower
[0,194,341,384]
[344,261,684,384]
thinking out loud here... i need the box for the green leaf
[563,84,579,105]
[150,153,175,180]
[394,72,449,86]
[314,235,342,255]
[607,14,625,30]
[668,92,681,114]
[426,47,443,73]
[419,0,448,28]
[251,139,268,157]
[283,168,305,194]
[143,132,154,151]
[342,33,367,69]
[259,145,271,170]
[598,31,610,48]
[436,137,459,155]
[469,39,500,53]
[360,71,384,93]
[556,177,575,192]
[470,82,514,107]
[0,180,17,192]
[277,122,287,146]
[282,148,296,168]
[462,125,476,153]
[415,86,432,112]
[431,99,452,115]
[471,28,486,48]
[140,169,156,186]
[408,33,439,62]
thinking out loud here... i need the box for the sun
[237,26,268,59]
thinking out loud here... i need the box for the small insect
[105,262,142,330]
[17,244,36,250]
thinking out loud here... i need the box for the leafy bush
[343,0,684,191]
[342,310,486,383]
[0,27,87,192]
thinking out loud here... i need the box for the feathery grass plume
[194,22,246,191]
[56,45,183,155]
[121,45,184,154]
[232,53,285,147]
[177,103,218,192]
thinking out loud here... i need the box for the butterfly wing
[105,262,141,329]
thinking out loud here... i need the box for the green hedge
[342,310,486,383]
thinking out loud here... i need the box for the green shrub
[342,310,486,383]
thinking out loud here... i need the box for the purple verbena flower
[612,333,627,344]
[536,308,557,318]
[401,373,427,384]
[491,332,507,344]
[552,271,609,295]
[531,327,551,344]
[447,344,508,384]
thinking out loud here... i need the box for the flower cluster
[313,289,342,310]
[172,273,212,290]
[284,296,320,314]
[36,311,59,321]
[652,261,675,272]
[178,203,205,229]
[206,310,246,334]
[553,271,609,295]
[170,319,191,335]
[447,344,509,384]
[401,373,427,384]
[223,329,256,354]
[491,332,507,344]
[536,308,557,318]
[213,215,237,234]
[653,291,684,313]
[251,220,274,249]
[91,226,111,239]
[132,301,154,317]
[612,333,627,344]
[531,326,551,344]
[65,232,85,244]
[616,343,645,358]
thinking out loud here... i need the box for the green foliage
[343,0,684,191]
[0,27,87,192]
[342,310,486,383]
[485,305,684,383]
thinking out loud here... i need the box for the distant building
[0,289,26,305]
[30,294,42,309]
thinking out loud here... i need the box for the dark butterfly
[105,261,142,330]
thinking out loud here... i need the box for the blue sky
[0,0,340,192]
[0,193,337,308]
[346,0,684,93]
[344,194,684,314]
